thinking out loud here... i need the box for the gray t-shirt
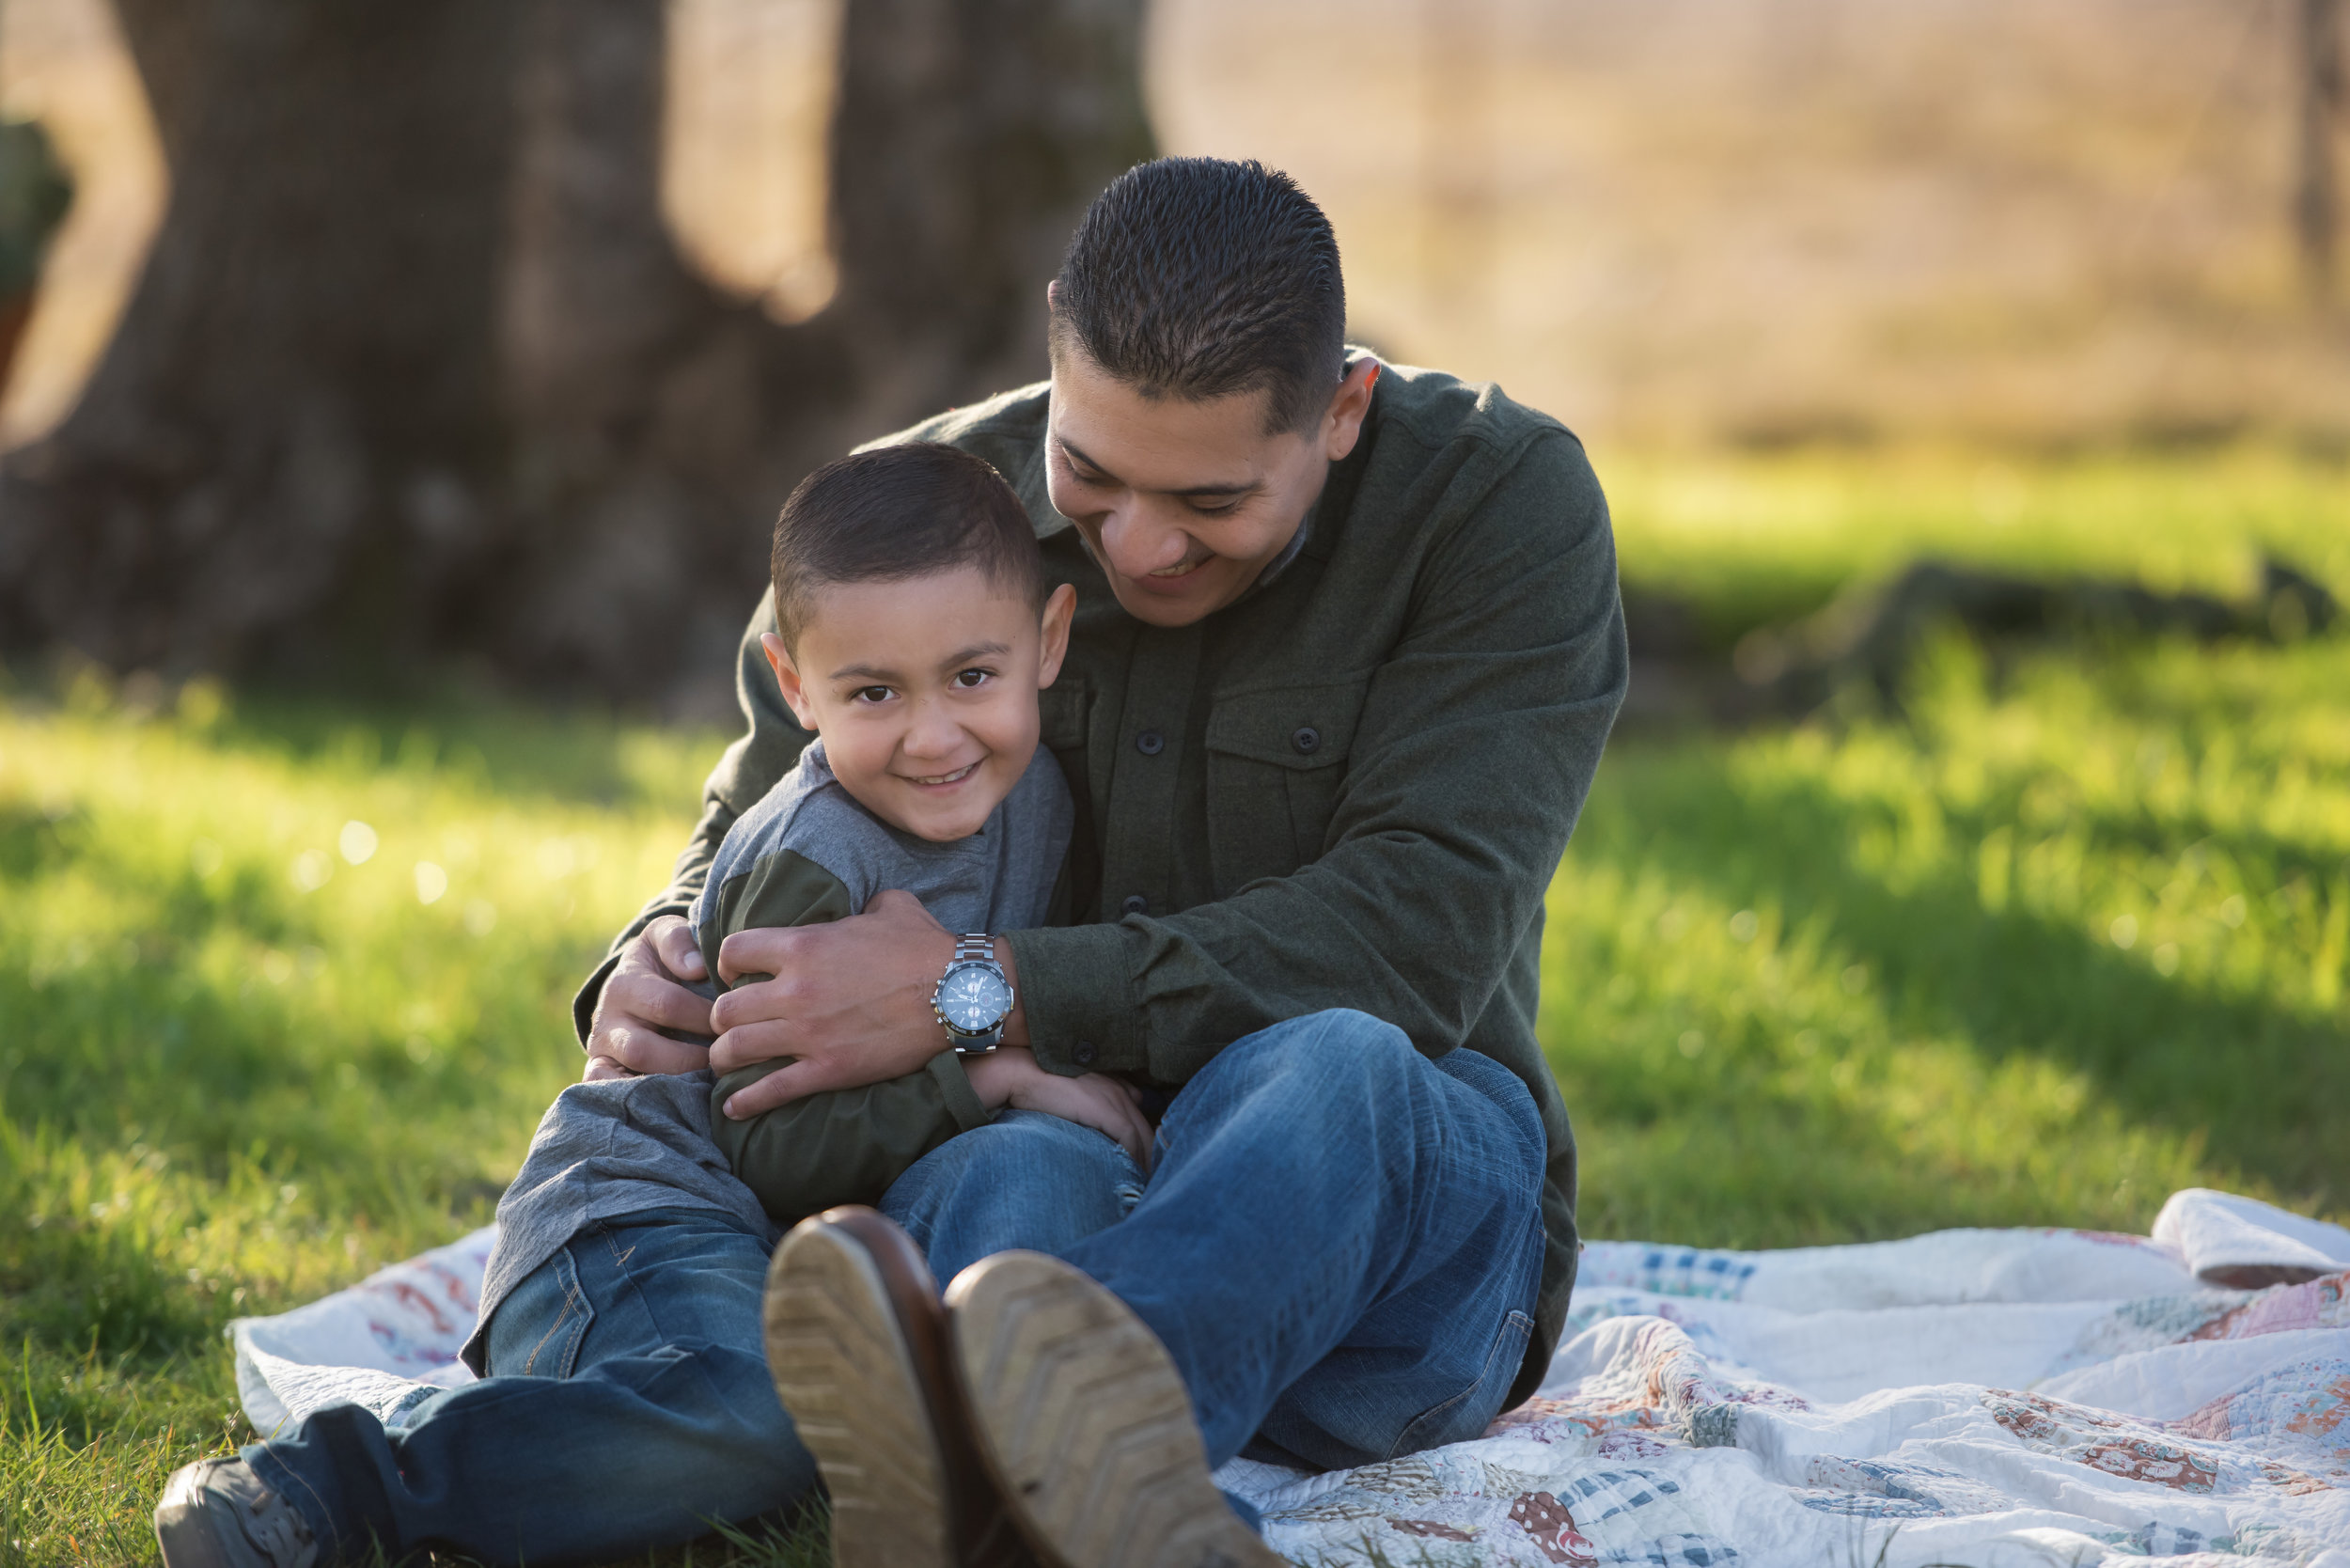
[463,740,1071,1372]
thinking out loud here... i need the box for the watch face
[940,964,1012,1031]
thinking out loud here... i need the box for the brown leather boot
[946,1250,1286,1568]
[762,1206,1033,1568]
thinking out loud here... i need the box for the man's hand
[711,889,1024,1119]
[582,916,715,1080]
[966,1048,1154,1171]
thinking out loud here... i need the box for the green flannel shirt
[577,360,1628,1405]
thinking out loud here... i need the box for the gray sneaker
[153,1458,321,1568]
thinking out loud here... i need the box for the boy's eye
[853,686,894,704]
[952,668,992,689]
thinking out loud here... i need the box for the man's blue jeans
[885,1009,1547,1473]
[245,1009,1545,1560]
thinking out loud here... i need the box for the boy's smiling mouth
[901,760,983,789]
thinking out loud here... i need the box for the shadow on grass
[206,685,735,812]
[1574,745,2348,1208]
[8,666,736,813]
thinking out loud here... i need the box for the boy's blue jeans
[245,1009,1549,1564]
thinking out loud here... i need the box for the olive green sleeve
[703,847,993,1224]
[713,1052,992,1224]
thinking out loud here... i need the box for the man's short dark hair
[771,443,1043,647]
[1051,157,1346,436]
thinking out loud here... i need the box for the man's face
[1044,345,1376,628]
[762,569,1076,842]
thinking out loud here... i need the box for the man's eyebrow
[1057,434,1257,499]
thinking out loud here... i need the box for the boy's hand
[711,890,1027,1116]
[583,916,713,1079]
[965,1048,1153,1171]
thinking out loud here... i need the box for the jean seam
[1383,1309,1535,1461]
[522,1246,591,1378]
[595,1219,731,1400]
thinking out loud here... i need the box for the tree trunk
[0,0,1152,704]
[2299,0,2344,302]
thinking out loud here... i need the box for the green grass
[1605,442,2350,645]
[1548,633,2349,1242]
[4,445,2347,1562]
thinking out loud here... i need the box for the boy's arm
[704,848,992,1223]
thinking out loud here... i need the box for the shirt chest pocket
[1037,681,1092,756]
[1203,678,1369,897]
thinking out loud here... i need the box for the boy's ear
[760,633,821,732]
[1035,584,1077,689]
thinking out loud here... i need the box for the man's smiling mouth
[902,761,981,787]
[1145,549,1214,581]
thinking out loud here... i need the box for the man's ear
[760,633,821,732]
[1320,357,1381,463]
[1035,584,1077,689]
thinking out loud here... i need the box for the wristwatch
[932,933,1013,1056]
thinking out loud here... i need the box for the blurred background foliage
[11,0,2347,457]
[0,0,2344,1560]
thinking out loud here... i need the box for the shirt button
[1073,1040,1099,1066]
[1120,893,1148,916]
[1292,726,1321,755]
[1136,730,1165,756]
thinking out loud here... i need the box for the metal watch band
[952,933,994,965]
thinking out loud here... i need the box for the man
[156,157,1623,1568]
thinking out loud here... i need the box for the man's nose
[1096,505,1190,578]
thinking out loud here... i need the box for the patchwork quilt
[230,1188,2350,1567]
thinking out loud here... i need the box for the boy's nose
[900,699,965,759]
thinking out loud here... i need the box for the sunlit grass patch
[0,678,732,1563]
[1604,443,2350,644]
[1548,634,2350,1246]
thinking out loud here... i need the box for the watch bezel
[937,960,1013,1030]
[933,934,1012,1056]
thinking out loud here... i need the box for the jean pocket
[1385,1309,1536,1461]
[487,1242,595,1379]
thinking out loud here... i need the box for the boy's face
[762,568,1077,843]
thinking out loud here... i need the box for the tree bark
[2299,0,2344,302]
[0,0,1152,703]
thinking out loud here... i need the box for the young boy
[469,442,1149,1371]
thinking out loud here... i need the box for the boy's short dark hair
[1050,157,1346,436]
[771,443,1043,647]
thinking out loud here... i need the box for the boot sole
[763,1212,958,1568]
[946,1250,1286,1568]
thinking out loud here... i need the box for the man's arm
[708,856,1154,1219]
[713,1051,992,1220]
[707,431,1626,1110]
[701,850,1001,1218]
[576,591,812,1075]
